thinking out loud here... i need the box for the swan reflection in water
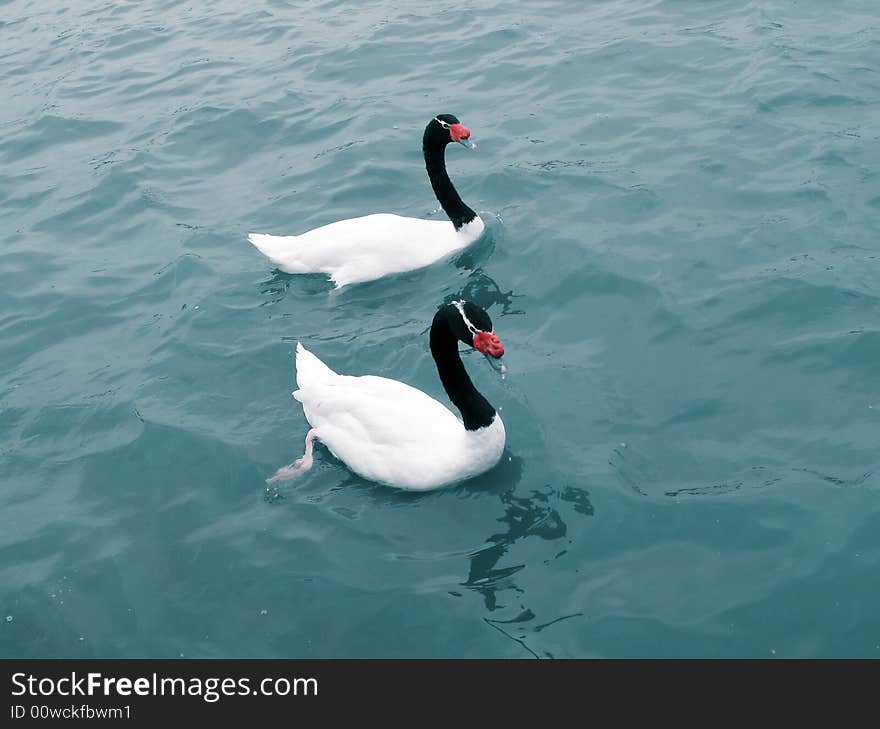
[457,454,593,658]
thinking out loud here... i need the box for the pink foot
[266,429,316,484]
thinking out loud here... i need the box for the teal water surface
[2,0,879,658]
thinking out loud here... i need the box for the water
[1,0,879,658]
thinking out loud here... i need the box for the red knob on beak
[449,123,471,142]
[474,331,504,358]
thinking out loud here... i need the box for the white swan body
[248,214,484,289]
[289,342,505,490]
[248,114,487,289]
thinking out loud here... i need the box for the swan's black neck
[430,308,496,431]
[423,139,477,231]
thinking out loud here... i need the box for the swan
[267,300,506,490]
[247,114,485,288]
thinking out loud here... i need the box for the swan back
[249,213,483,288]
[291,343,504,490]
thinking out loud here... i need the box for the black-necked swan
[247,114,485,289]
[267,300,506,490]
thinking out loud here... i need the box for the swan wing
[292,347,468,489]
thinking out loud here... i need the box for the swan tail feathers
[247,233,312,272]
[294,341,337,389]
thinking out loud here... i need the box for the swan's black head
[424,114,476,150]
[437,300,504,358]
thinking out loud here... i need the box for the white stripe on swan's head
[452,300,490,335]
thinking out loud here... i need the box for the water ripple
[2,0,879,658]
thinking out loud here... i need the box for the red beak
[473,331,504,358]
